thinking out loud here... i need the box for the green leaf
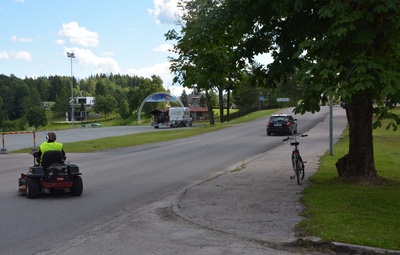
[372,120,382,129]
[354,65,367,74]
[334,27,348,37]
[374,4,388,13]
[382,85,397,96]
[318,6,334,18]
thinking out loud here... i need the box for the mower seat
[42,150,63,171]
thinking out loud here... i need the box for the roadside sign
[259,96,265,101]
[277,98,289,102]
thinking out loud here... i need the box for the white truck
[168,107,192,128]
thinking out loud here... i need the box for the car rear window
[270,116,287,122]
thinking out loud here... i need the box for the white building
[65,96,95,122]
[76,96,95,107]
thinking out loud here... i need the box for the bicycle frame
[284,134,307,185]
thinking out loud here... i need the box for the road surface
[0,107,332,254]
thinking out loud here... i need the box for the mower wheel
[70,176,83,196]
[26,178,40,199]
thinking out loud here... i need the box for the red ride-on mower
[18,150,83,198]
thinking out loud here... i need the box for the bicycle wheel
[299,158,305,180]
[291,155,297,173]
[295,159,302,185]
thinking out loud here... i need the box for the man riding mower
[18,132,83,198]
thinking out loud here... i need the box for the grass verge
[298,114,400,250]
[14,109,276,153]
[63,125,225,152]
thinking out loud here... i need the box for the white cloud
[11,35,33,43]
[0,51,11,59]
[58,22,99,47]
[168,84,191,97]
[102,51,114,56]
[128,61,172,84]
[148,0,181,25]
[127,61,190,96]
[55,39,64,45]
[14,51,32,60]
[0,50,32,61]
[154,43,173,53]
[64,48,120,75]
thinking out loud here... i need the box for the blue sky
[0,0,188,95]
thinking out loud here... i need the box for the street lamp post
[67,52,75,127]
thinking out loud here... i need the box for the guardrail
[1,131,37,154]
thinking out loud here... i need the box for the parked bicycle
[283,134,308,185]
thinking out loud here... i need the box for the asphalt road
[0,107,331,255]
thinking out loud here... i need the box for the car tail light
[286,122,291,126]
[267,122,271,127]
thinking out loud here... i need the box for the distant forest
[0,73,172,131]
[0,69,292,131]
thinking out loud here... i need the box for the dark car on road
[266,113,297,136]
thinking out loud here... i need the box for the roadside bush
[1,119,27,132]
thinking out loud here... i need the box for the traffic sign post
[259,96,265,111]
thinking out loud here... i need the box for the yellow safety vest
[39,141,63,161]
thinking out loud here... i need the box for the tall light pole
[67,52,75,127]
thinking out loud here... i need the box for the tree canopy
[93,95,117,119]
[26,106,47,129]
[169,0,400,180]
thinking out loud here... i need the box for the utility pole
[67,52,75,127]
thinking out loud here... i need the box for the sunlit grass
[14,109,276,153]
[298,108,400,250]
[63,125,225,152]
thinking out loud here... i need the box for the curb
[331,242,400,255]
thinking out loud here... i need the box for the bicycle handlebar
[283,134,308,142]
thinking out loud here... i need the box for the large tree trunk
[218,86,224,123]
[205,90,215,125]
[336,91,377,179]
[227,89,230,122]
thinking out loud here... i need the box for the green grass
[64,125,225,152]
[14,109,276,153]
[42,108,244,131]
[213,108,239,115]
[226,109,275,124]
[298,111,400,250]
